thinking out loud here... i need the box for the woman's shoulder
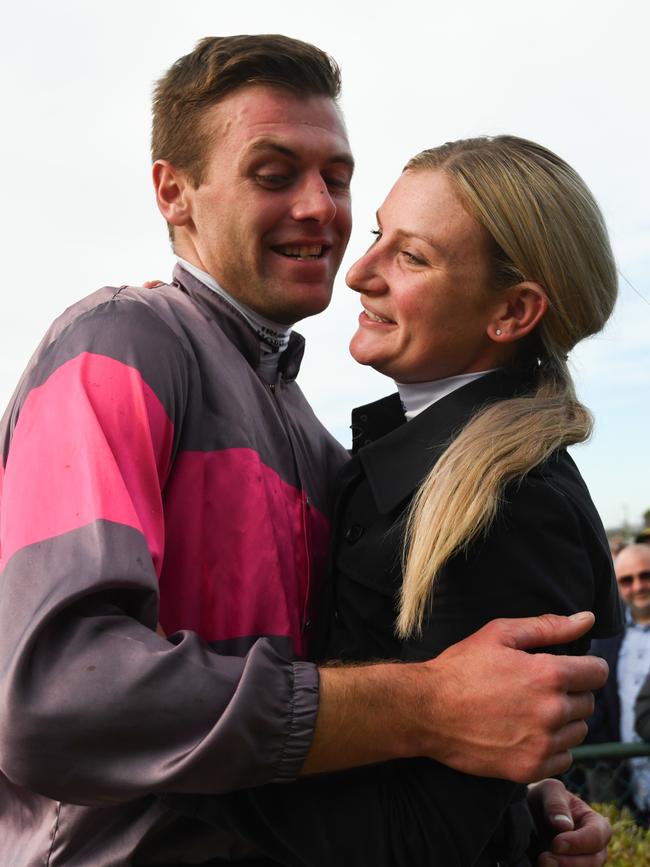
[496,449,622,641]
[504,448,600,529]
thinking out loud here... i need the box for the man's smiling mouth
[273,244,325,260]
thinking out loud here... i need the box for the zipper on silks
[268,378,313,651]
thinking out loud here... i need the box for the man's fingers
[555,719,589,754]
[564,656,608,693]
[538,749,574,780]
[528,777,574,829]
[500,612,596,652]
[536,653,608,695]
[551,798,612,856]
[531,783,611,866]
[535,721,589,779]
[564,690,595,723]
[424,617,606,783]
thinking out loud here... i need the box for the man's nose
[291,176,337,224]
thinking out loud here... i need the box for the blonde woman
[173,137,621,866]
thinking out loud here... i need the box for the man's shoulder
[38,280,201,366]
[3,283,197,430]
[55,280,193,341]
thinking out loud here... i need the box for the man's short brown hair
[151,34,342,187]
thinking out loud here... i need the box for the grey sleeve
[0,524,319,806]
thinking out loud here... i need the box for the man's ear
[487,282,548,343]
[152,160,194,228]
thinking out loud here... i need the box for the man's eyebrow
[246,138,355,171]
[246,140,297,160]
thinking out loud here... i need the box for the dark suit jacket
[587,633,624,743]
[583,632,638,810]
[636,666,650,741]
[176,368,622,867]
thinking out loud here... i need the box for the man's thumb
[505,611,595,651]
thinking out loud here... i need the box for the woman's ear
[152,160,194,228]
[487,282,548,343]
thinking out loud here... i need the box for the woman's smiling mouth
[361,306,395,324]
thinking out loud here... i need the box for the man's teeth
[278,245,323,259]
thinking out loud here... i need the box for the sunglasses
[617,571,650,588]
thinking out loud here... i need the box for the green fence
[563,743,650,810]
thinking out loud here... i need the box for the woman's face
[347,169,509,383]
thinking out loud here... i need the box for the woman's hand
[528,778,611,866]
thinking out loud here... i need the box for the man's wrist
[300,659,430,774]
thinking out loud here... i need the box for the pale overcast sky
[1,0,648,529]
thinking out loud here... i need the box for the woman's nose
[346,247,385,294]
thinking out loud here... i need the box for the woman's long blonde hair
[397,136,617,639]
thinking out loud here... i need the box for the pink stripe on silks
[0,353,174,572]
[159,449,331,656]
[0,462,4,565]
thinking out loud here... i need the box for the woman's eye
[370,228,382,242]
[401,250,426,265]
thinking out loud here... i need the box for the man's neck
[176,257,292,384]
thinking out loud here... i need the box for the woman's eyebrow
[376,211,448,258]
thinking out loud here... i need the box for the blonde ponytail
[396,137,617,638]
[398,358,590,637]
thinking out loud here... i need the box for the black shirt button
[345,524,365,543]
[303,620,312,632]
[359,414,368,422]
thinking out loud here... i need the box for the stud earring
[495,328,502,336]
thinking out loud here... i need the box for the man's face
[177,85,353,324]
[615,545,650,624]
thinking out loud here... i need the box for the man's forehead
[208,85,351,152]
[616,547,650,574]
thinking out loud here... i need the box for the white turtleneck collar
[395,370,498,421]
[177,258,292,384]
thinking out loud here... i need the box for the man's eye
[255,174,290,189]
[324,175,351,192]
